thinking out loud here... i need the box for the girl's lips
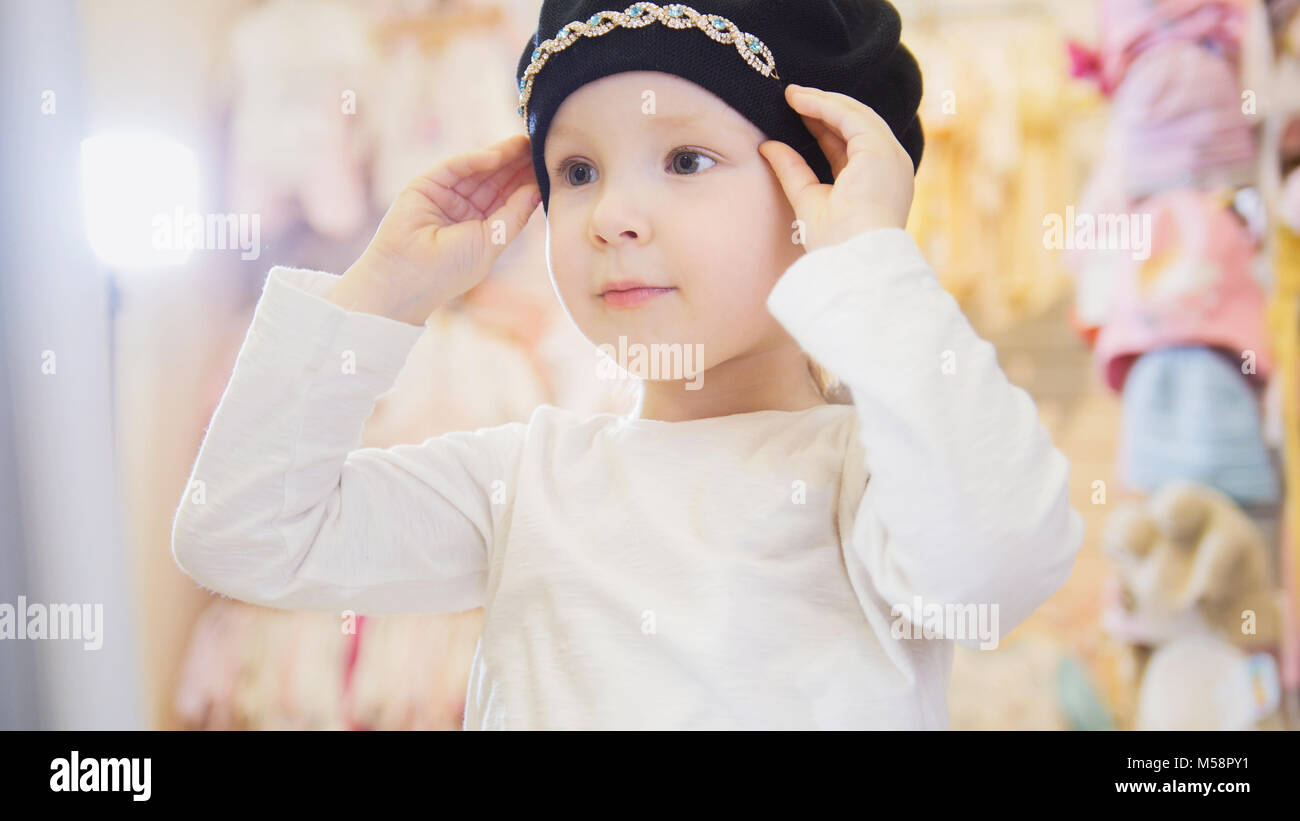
[600,287,676,309]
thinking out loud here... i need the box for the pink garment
[1066,39,1259,329]
[1071,0,1247,95]
[1093,188,1273,392]
[1106,41,1257,198]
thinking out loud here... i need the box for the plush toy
[1101,480,1282,726]
[1134,632,1266,730]
[1103,481,1279,647]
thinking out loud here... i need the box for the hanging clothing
[1071,0,1248,95]
[1092,188,1274,392]
[906,15,1084,332]
[1104,41,1258,200]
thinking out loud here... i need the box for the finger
[460,133,531,169]
[480,134,533,174]
[414,139,531,218]
[758,139,822,210]
[423,134,531,191]
[478,159,538,217]
[457,144,527,183]
[464,135,533,189]
[803,114,849,177]
[426,146,499,188]
[483,179,540,249]
[785,84,891,156]
[463,151,535,213]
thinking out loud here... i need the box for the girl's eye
[558,159,597,187]
[669,149,715,175]
[555,149,716,188]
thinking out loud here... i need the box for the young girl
[172,0,1084,729]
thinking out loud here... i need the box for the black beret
[514,0,925,214]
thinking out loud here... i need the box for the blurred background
[1,0,1298,731]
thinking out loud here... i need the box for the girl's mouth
[600,287,676,309]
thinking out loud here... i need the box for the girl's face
[542,71,806,384]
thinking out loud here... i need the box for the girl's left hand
[758,84,915,254]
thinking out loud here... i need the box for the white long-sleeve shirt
[171,227,1084,730]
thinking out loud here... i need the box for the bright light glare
[80,132,201,269]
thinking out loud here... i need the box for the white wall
[0,0,143,730]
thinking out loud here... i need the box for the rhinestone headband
[517,3,780,121]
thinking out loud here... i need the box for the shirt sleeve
[170,265,527,616]
[766,228,1084,649]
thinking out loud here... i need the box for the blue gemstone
[532,48,541,60]
[588,14,603,25]
[669,7,682,17]
[748,40,760,52]
[517,105,524,115]
[712,19,727,30]
[519,78,526,90]
[629,5,642,15]
[557,26,569,38]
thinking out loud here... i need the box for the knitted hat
[1068,0,1246,96]
[1105,41,1257,200]
[1093,188,1272,392]
[514,1,924,214]
[1119,346,1281,505]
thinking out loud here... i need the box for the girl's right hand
[327,133,541,326]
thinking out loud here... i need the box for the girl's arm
[171,265,526,615]
[767,228,1084,647]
